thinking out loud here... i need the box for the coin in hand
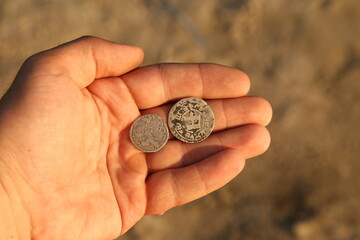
[168,97,215,143]
[130,114,169,152]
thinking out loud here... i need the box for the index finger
[121,63,250,109]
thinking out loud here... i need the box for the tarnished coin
[130,114,169,152]
[168,97,215,143]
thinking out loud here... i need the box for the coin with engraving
[130,114,169,152]
[168,97,215,143]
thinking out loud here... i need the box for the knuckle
[22,51,45,71]
[78,35,98,41]
[76,35,103,46]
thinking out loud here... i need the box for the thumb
[15,36,144,89]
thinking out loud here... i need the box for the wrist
[0,162,31,239]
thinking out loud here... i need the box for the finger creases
[145,149,245,215]
[121,63,250,109]
[20,36,144,89]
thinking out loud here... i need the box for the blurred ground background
[1,0,360,239]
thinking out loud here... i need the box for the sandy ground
[1,0,360,239]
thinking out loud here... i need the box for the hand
[0,36,271,239]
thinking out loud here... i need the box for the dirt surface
[1,0,360,239]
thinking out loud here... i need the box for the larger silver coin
[130,114,169,152]
[168,97,215,143]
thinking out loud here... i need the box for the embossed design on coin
[168,97,215,143]
[130,114,169,152]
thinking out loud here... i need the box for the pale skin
[0,36,272,239]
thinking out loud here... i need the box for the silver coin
[168,97,215,143]
[130,114,169,152]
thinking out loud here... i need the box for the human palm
[0,37,271,240]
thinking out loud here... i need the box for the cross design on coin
[168,97,215,143]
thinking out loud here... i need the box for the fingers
[146,124,270,173]
[121,63,250,109]
[18,36,144,88]
[141,96,272,139]
[145,149,245,215]
[145,124,270,215]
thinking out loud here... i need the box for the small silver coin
[130,114,169,152]
[168,97,215,143]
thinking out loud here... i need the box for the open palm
[0,37,271,240]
